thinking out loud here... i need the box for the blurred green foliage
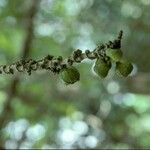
[0,0,150,149]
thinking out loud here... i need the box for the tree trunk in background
[0,0,40,148]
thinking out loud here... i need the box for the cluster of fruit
[60,48,133,84]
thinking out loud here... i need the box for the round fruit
[116,60,133,77]
[60,66,80,84]
[106,48,123,61]
[94,58,111,78]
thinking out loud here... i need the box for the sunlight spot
[107,81,120,94]
[59,117,72,129]
[140,115,150,131]
[26,124,45,142]
[100,100,111,117]
[121,2,142,18]
[0,0,7,7]
[122,93,136,106]
[72,111,84,120]
[19,140,33,149]
[64,0,93,16]
[42,144,56,149]
[113,93,124,105]
[64,0,81,16]
[5,16,16,25]
[14,119,29,140]
[72,121,88,135]
[5,119,29,141]
[84,135,98,148]
[36,23,54,36]
[60,129,78,144]
[78,23,93,36]
[52,31,66,43]
[72,36,96,52]
[5,140,17,149]
[40,0,53,13]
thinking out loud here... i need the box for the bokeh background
[0,0,150,149]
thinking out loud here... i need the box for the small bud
[9,68,14,74]
[60,66,80,84]
[57,56,63,62]
[116,59,133,77]
[94,58,111,78]
[45,55,53,60]
[106,48,123,61]
[67,58,74,66]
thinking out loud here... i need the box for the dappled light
[0,0,149,149]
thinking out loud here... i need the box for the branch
[0,31,123,75]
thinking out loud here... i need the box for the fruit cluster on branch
[0,30,133,84]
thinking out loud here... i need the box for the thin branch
[0,30,123,75]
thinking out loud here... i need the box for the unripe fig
[116,59,133,77]
[106,48,123,61]
[94,58,111,78]
[60,66,80,84]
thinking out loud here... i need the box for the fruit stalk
[0,31,123,76]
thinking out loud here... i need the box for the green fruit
[94,58,111,78]
[116,60,133,77]
[60,66,80,84]
[106,48,123,61]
